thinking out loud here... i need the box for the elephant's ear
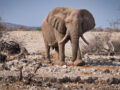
[80,9,95,32]
[46,15,66,34]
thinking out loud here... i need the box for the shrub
[36,27,41,31]
[0,22,6,31]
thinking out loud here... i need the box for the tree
[109,19,120,29]
[0,16,6,31]
[36,27,41,31]
[0,17,2,21]
[109,6,120,31]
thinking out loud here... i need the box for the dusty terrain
[2,31,74,56]
[0,31,120,90]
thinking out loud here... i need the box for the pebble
[62,65,67,69]
[0,52,119,89]
[103,69,110,73]
[2,64,10,70]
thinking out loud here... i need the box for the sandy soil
[2,31,73,56]
[0,31,120,90]
[3,31,120,56]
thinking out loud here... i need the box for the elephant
[42,7,95,65]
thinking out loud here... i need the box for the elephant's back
[48,7,72,15]
[42,19,57,46]
[46,7,73,20]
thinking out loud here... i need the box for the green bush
[36,27,41,31]
[0,22,6,31]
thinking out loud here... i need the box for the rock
[22,59,28,63]
[22,61,42,84]
[36,81,42,86]
[0,63,10,70]
[0,54,7,63]
[0,70,20,82]
[7,76,17,83]
[2,64,10,70]
[107,77,120,84]
[59,76,71,83]
[29,86,38,90]
[22,74,33,84]
[62,65,67,69]
[0,40,20,55]
[103,69,110,73]
[86,77,95,84]
[50,78,57,83]
[0,64,3,70]
[74,76,81,83]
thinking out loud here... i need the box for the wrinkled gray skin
[42,7,95,65]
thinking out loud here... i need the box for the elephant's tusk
[81,35,89,45]
[59,33,69,44]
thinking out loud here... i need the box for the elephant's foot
[66,61,74,66]
[54,60,65,66]
[74,59,85,66]
[42,59,51,65]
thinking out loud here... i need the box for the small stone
[29,86,38,90]
[0,54,7,63]
[7,76,16,83]
[2,64,10,70]
[36,81,42,86]
[64,84,69,88]
[22,60,28,63]
[42,64,47,67]
[107,77,120,84]
[0,77,3,81]
[80,85,83,88]
[10,66,18,71]
[50,78,57,83]
[86,77,94,84]
[103,69,110,73]
[75,76,81,82]
[62,65,67,69]
[93,69,98,72]
[59,76,71,83]
[41,56,45,60]
[0,64,3,70]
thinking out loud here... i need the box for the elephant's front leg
[77,46,82,60]
[57,43,65,65]
[74,46,85,66]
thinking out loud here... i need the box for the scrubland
[0,31,120,90]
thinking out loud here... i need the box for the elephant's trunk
[71,35,79,61]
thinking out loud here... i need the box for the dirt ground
[0,31,120,90]
[2,31,73,56]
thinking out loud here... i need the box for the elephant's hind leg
[55,46,59,60]
[44,43,51,64]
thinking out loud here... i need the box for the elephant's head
[47,7,95,61]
